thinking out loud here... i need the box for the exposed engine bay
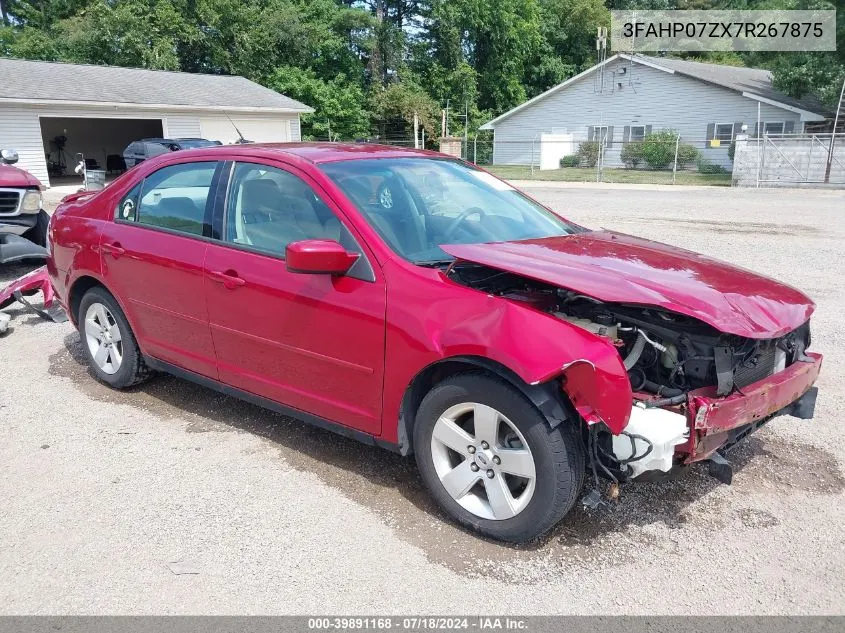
[450,263,811,403]
[449,262,814,481]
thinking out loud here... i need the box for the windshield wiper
[415,259,455,267]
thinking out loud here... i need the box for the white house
[0,58,313,186]
[480,54,831,169]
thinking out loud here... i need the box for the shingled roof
[481,53,829,130]
[636,55,829,117]
[0,57,313,112]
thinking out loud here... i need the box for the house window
[713,123,734,142]
[764,122,785,136]
[592,125,609,144]
[629,125,646,142]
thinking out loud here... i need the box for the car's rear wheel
[78,287,152,388]
[23,210,49,247]
[414,373,585,543]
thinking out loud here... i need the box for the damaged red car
[46,144,821,543]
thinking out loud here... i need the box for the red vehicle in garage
[46,143,821,543]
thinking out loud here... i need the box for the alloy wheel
[84,302,123,375]
[430,402,536,520]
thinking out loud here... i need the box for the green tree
[268,66,371,140]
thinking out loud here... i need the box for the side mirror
[1,149,19,165]
[285,239,358,275]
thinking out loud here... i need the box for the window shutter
[623,125,631,143]
[754,122,762,137]
[645,125,652,136]
[784,120,795,134]
[733,122,743,139]
[587,126,594,141]
[606,126,614,147]
[706,123,715,147]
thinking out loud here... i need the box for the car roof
[179,142,445,164]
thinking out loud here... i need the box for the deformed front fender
[381,260,636,444]
[561,357,633,434]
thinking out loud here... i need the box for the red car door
[99,160,222,378]
[204,161,386,435]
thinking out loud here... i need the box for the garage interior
[39,116,163,182]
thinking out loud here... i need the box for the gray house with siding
[480,54,830,169]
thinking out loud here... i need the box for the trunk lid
[441,232,814,339]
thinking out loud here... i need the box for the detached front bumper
[684,352,822,462]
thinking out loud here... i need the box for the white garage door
[199,116,291,145]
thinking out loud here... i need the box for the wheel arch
[68,275,106,325]
[396,355,572,456]
[67,274,135,334]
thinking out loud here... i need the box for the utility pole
[824,74,845,184]
[327,119,332,142]
[463,101,469,159]
[445,99,450,136]
[413,112,419,149]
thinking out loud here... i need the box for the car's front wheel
[78,286,152,389]
[414,373,585,543]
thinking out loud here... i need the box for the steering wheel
[443,206,487,241]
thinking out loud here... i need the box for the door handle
[101,242,125,258]
[208,270,246,290]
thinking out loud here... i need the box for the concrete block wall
[733,136,845,187]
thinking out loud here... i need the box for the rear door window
[121,161,218,236]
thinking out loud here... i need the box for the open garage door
[40,117,163,183]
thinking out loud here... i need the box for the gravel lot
[1,183,843,614]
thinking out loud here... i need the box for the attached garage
[0,58,312,187]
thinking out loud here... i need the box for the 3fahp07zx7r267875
[46,143,822,543]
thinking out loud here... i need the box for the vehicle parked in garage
[0,148,50,263]
[122,138,221,168]
[46,143,822,543]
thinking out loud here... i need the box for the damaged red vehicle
[46,144,821,542]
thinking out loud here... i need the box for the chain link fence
[345,132,845,188]
[732,133,845,186]
[460,133,734,186]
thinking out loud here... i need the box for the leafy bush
[620,142,644,168]
[560,154,580,168]
[676,143,699,168]
[640,130,677,169]
[576,141,600,167]
[728,141,736,161]
[696,156,729,174]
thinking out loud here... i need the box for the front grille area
[734,344,778,388]
[0,190,21,215]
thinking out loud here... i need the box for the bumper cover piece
[0,233,46,263]
[0,265,64,323]
[687,353,822,461]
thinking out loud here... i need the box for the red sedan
[47,143,821,542]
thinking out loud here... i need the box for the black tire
[414,373,585,543]
[22,209,49,247]
[77,286,153,389]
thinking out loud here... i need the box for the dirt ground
[0,183,843,614]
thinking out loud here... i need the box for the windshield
[320,158,580,264]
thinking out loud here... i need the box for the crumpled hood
[0,163,42,188]
[442,231,814,339]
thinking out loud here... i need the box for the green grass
[485,165,733,187]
